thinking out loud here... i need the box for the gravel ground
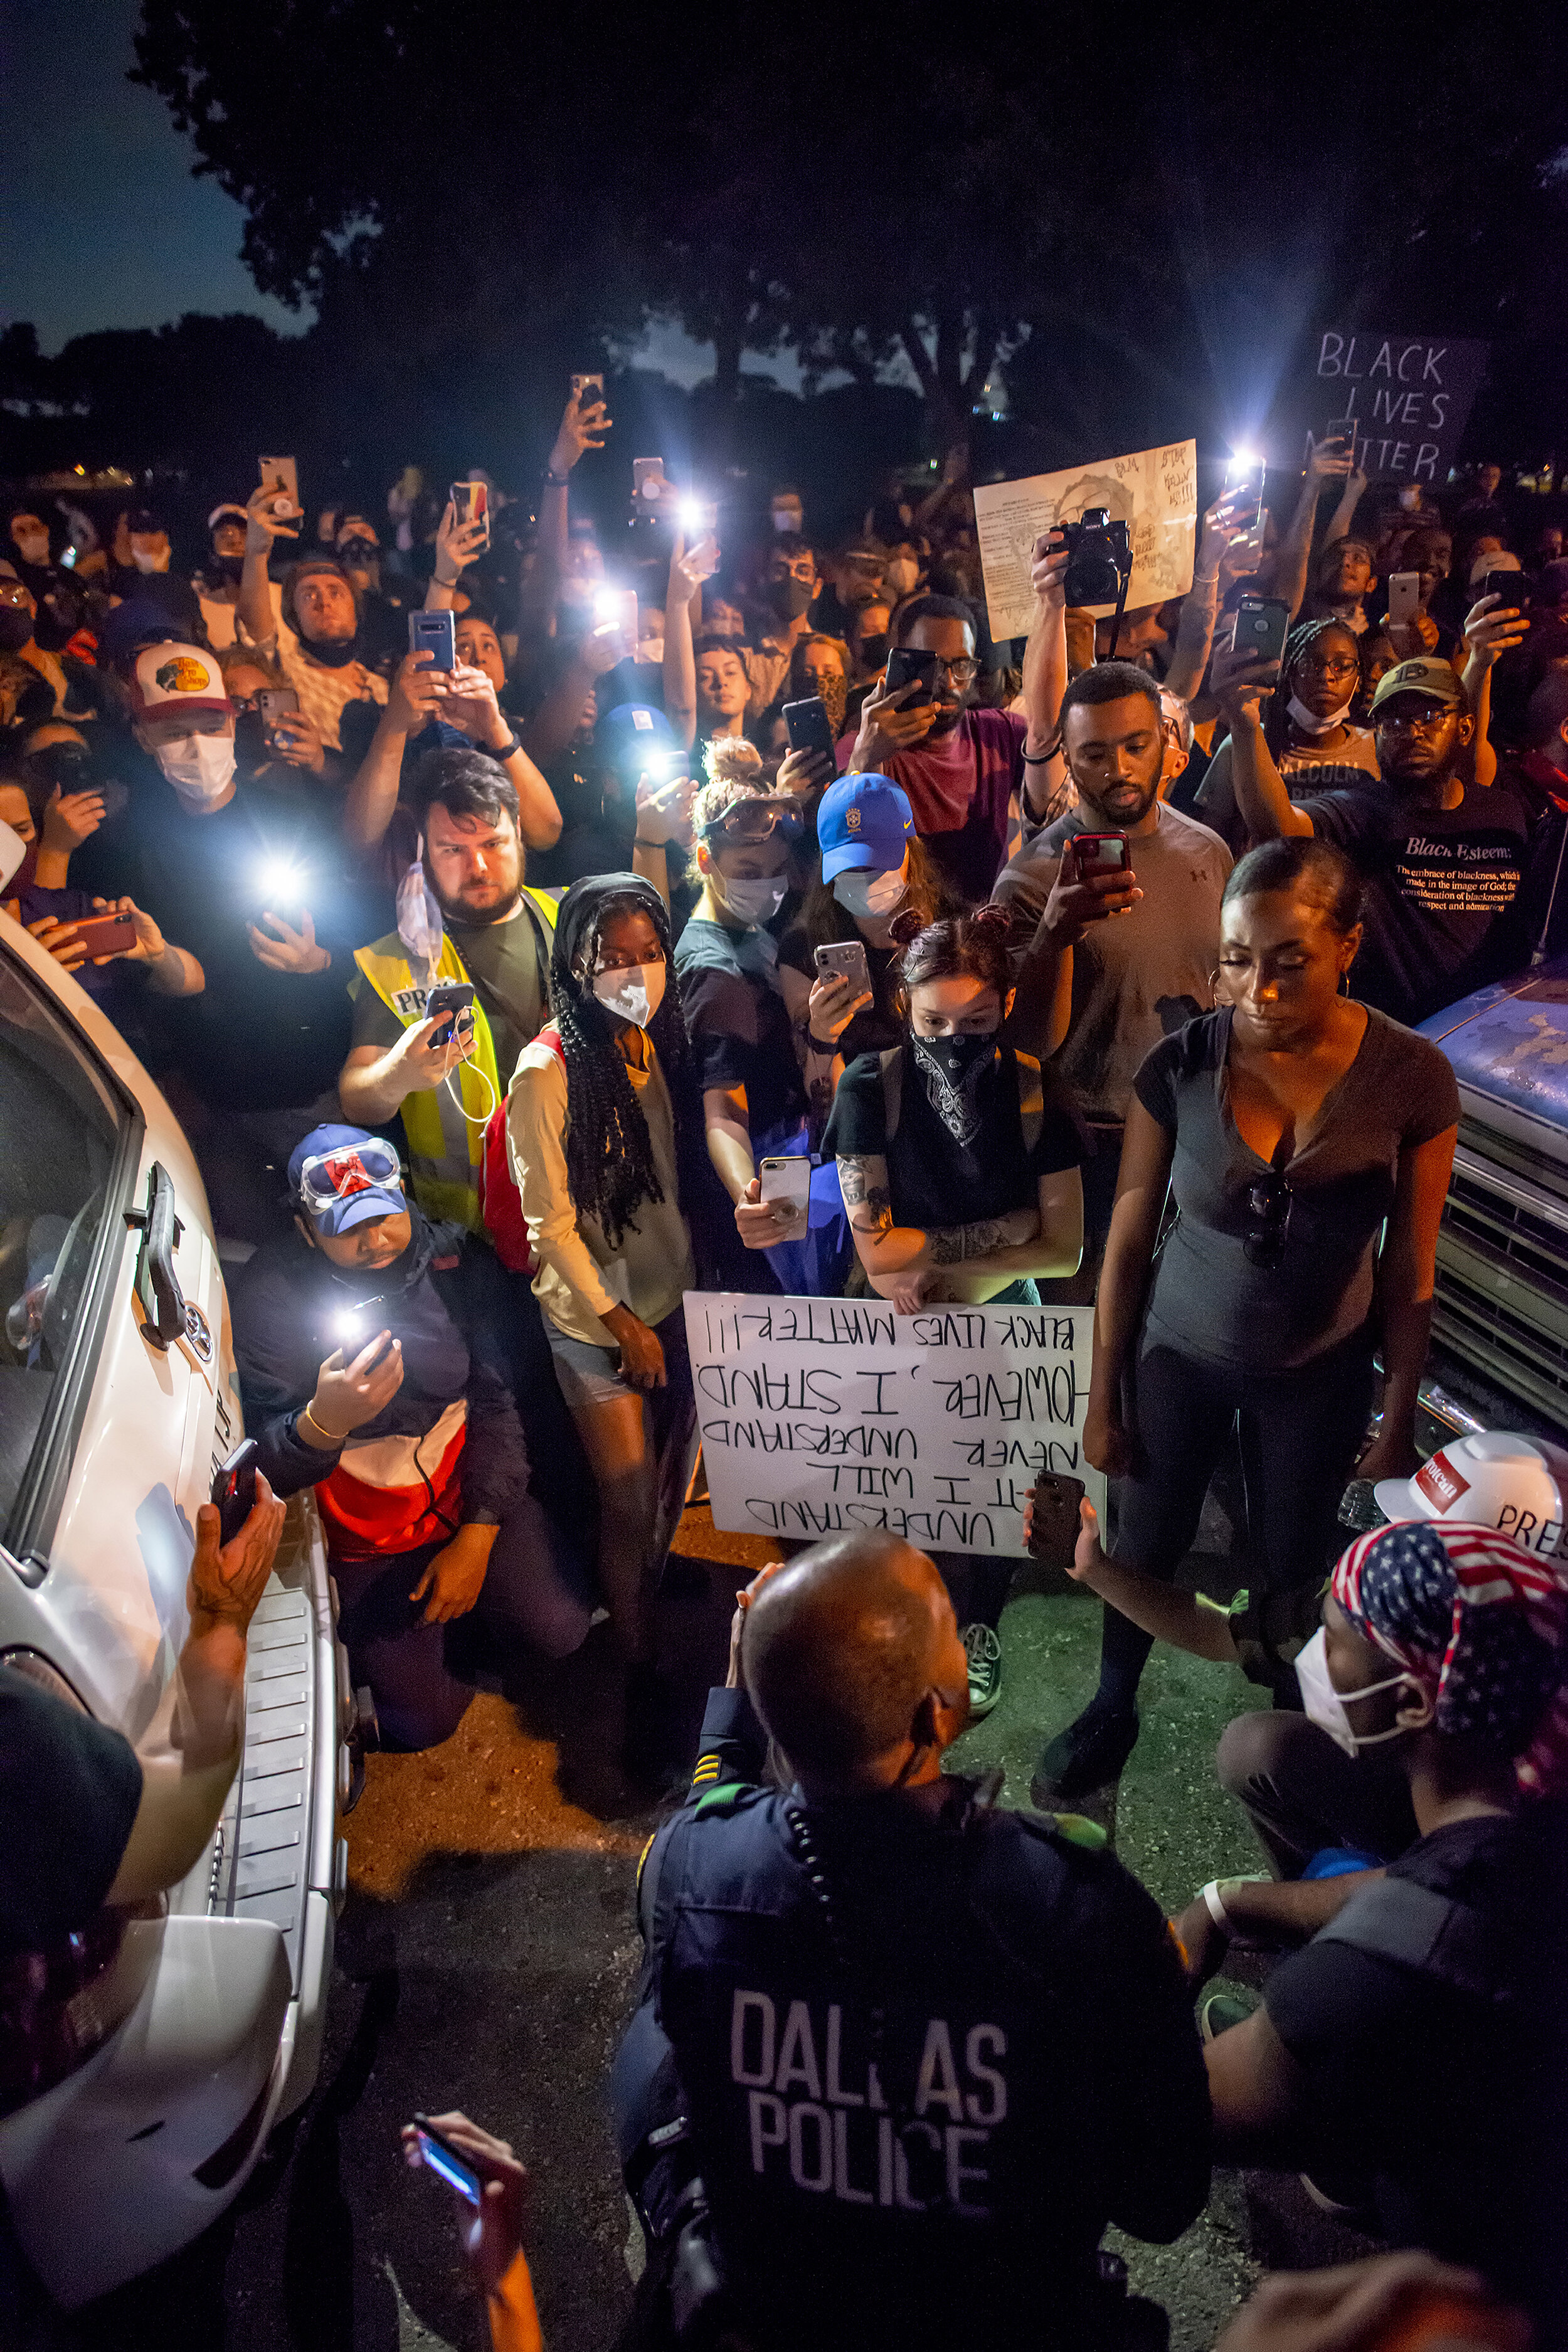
[34,1491,1377,2352]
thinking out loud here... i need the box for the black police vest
[648,1778,1194,2348]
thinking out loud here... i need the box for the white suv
[0,910,347,2306]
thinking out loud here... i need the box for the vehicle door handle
[125,1160,186,1350]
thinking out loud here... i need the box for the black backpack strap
[1313,1877,1502,2001]
[878,1045,903,1145]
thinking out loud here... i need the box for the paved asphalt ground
[38,1482,1378,2352]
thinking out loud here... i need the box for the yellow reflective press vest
[352,889,558,1231]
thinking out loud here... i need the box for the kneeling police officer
[613,1531,1210,2351]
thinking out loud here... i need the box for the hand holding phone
[1232,594,1291,667]
[409,608,457,673]
[211,1440,260,1546]
[814,938,872,997]
[783,695,837,766]
[758,1155,812,1243]
[450,481,490,546]
[1024,1471,1086,1565]
[67,909,140,960]
[401,2112,529,2297]
[1073,832,1128,872]
[1387,571,1421,629]
[423,979,475,1049]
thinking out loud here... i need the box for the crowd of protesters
[4,396,1568,2349]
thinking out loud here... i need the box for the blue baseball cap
[287,1125,406,1236]
[95,599,186,672]
[593,701,686,780]
[817,773,915,881]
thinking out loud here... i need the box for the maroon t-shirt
[837,709,1025,904]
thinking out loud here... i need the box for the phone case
[1388,573,1421,624]
[409,611,456,670]
[1027,1472,1086,1566]
[815,941,871,990]
[74,916,139,955]
[783,697,835,758]
[760,1157,811,1240]
[885,649,938,696]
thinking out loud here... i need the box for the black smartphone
[1027,1471,1086,1566]
[423,980,475,1047]
[1232,595,1291,666]
[410,2114,483,2206]
[1480,571,1530,612]
[884,646,939,701]
[211,1439,259,1545]
[408,609,456,672]
[782,695,837,765]
[1325,416,1358,452]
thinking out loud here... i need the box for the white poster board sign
[973,439,1197,642]
[684,1293,1101,1559]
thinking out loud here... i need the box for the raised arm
[424,501,489,614]
[522,389,610,637]
[425,661,561,850]
[661,530,711,752]
[1020,529,1069,822]
[1271,437,1355,624]
[1005,839,1145,1059]
[237,482,300,650]
[1322,458,1369,548]
[1163,494,1251,704]
[1210,643,1310,842]
[1459,591,1531,790]
[344,653,442,852]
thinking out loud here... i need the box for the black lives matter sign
[1312,333,1489,482]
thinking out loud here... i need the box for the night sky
[1,0,308,352]
[0,0,726,387]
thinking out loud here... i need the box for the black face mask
[770,578,814,622]
[857,633,889,670]
[0,609,33,652]
[211,552,245,583]
[915,1030,996,1084]
[305,631,360,668]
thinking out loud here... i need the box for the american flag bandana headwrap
[1332,1521,1568,1797]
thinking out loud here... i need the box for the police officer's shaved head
[741,1533,967,1786]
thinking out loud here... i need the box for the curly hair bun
[886,907,925,947]
[702,737,764,787]
[968,902,1012,939]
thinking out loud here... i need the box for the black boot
[1030,1702,1138,1806]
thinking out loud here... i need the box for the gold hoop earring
[1339,968,1351,996]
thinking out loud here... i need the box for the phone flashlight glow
[679,499,707,534]
[258,859,305,906]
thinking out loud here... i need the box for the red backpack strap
[536,1023,566,1071]
[477,1028,566,1274]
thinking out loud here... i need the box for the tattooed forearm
[928,1214,1035,1266]
[838,1156,893,1236]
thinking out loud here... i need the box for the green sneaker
[1199,1991,1256,2043]
[963,1623,1003,1717]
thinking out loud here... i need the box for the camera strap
[1102,553,1133,661]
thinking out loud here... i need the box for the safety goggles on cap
[295,1136,404,1216]
[698,800,805,845]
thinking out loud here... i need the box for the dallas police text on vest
[730,1989,1007,2217]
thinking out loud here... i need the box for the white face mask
[131,546,171,575]
[834,867,907,919]
[396,843,444,970]
[152,729,236,810]
[1294,1626,1416,1757]
[593,959,667,1028]
[885,558,919,596]
[1286,693,1356,737]
[715,871,788,926]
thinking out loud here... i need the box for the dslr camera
[1058,508,1133,607]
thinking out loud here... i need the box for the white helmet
[1375,1430,1568,1564]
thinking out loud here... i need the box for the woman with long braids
[1197,617,1379,854]
[506,872,706,1779]
[824,903,1084,1717]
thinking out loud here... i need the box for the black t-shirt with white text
[1303,778,1532,1025]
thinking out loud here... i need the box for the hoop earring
[1339,967,1351,996]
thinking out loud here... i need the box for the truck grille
[1432,1133,1568,1434]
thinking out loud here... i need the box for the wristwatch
[543,466,569,490]
[488,734,522,761]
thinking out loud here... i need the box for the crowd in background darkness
[4,389,1568,2352]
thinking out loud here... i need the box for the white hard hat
[1376,1431,1568,1564]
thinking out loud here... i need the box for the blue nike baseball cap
[817,773,916,881]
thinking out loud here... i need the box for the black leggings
[1094,1325,1375,1714]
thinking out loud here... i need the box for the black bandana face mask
[911,1029,997,1145]
[305,630,360,668]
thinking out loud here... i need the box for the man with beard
[994,662,1232,1291]
[1221,651,1534,1026]
[844,593,1034,903]
[235,483,389,763]
[339,749,559,1235]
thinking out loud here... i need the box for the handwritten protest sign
[684,1292,1101,1559]
[973,440,1197,645]
[1306,332,1488,482]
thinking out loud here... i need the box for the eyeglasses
[296,1138,403,1215]
[1242,1170,1293,1270]
[933,657,979,686]
[230,692,264,714]
[1296,656,1360,684]
[771,558,817,583]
